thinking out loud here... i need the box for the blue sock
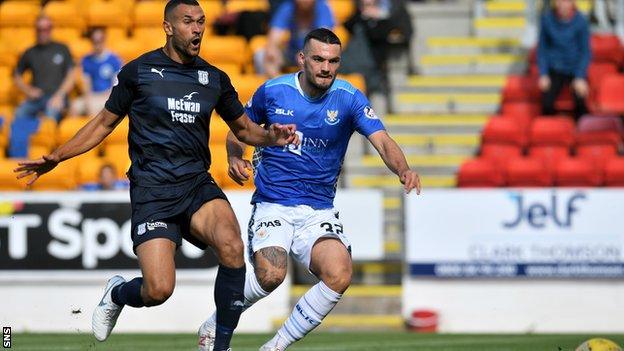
[111,277,145,307]
[213,264,246,351]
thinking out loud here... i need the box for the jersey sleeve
[215,70,245,121]
[15,48,32,75]
[104,61,137,116]
[351,90,385,137]
[270,2,293,29]
[244,83,267,125]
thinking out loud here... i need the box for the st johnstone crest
[198,70,209,85]
[325,110,340,125]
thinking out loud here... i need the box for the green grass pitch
[9,332,624,350]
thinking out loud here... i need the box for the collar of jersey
[157,47,198,66]
[294,72,333,102]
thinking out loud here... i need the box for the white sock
[205,267,269,327]
[270,281,342,349]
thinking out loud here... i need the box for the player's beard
[304,65,335,93]
[172,34,202,59]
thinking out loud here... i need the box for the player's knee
[256,268,286,292]
[143,281,174,306]
[322,268,352,294]
[215,238,244,267]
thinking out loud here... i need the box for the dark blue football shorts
[130,172,228,252]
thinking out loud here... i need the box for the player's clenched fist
[400,169,421,195]
[228,156,253,186]
[267,123,300,146]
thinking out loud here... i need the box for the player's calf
[254,246,288,292]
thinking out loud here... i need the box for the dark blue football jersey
[105,49,244,186]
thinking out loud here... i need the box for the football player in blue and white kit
[198,28,420,351]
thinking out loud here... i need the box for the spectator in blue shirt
[255,0,334,77]
[70,27,122,116]
[537,0,590,120]
[81,163,129,191]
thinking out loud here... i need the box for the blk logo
[503,192,587,229]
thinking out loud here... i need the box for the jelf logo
[502,192,587,229]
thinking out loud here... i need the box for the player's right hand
[14,154,60,186]
[228,156,253,186]
[268,123,300,146]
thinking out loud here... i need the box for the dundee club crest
[198,70,209,85]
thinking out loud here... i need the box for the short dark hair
[303,28,341,49]
[164,0,201,20]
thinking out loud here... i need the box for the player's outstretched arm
[225,112,300,147]
[14,108,124,186]
[368,130,421,194]
[225,131,252,186]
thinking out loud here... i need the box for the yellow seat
[109,38,149,64]
[200,35,248,69]
[334,25,350,47]
[0,67,12,105]
[209,140,228,186]
[134,1,167,27]
[214,62,242,78]
[0,158,29,190]
[28,145,50,159]
[43,1,85,29]
[210,113,231,145]
[106,27,128,44]
[30,118,57,150]
[105,118,129,146]
[338,73,366,94]
[74,154,105,185]
[31,159,77,190]
[328,0,355,24]
[0,2,41,28]
[103,143,130,178]
[0,105,14,127]
[68,38,93,62]
[87,1,131,29]
[132,27,166,50]
[198,1,224,25]
[0,41,18,68]
[52,28,82,44]
[231,74,265,105]
[1,28,35,56]
[57,116,90,146]
[225,0,269,13]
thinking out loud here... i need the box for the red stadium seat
[588,62,618,91]
[457,158,504,187]
[502,102,541,119]
[505,157,553,187]
[529,116,575,147]
[555,157,602,187]
[604,157,624,186]
[480,143,522,168]
[576,144,618,169]
[528,145,569,175]
[481,117,527,147]
[502,75,539,103]
[591,34,624,65]
[576,115,624,149]
[597,75,624,114]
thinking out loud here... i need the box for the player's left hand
[400,169,421,195]
[268,123,300,146]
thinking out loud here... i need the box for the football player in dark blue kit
[14,1,299,350]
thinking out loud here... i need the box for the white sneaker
[92,275,126,341]
[259,346,282,351]
[259,334,287,351]
[197,319,216,351]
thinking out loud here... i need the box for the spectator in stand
[70,27,122,117]
[537,0,590,121]
[13,15,75,122]
[255,0,334,77]
[82,164,129,191]
[9,15,75,157]
[342,0,413,95]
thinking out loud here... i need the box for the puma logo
[151,68,164,78]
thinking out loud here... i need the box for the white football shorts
[247,202,352,269]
